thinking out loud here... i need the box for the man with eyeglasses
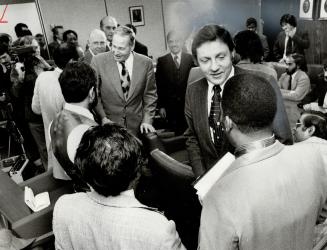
[84,29,107,65]
[273,14,309,62]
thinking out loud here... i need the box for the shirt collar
[64,103,94,121]
[171,51,182,60]
[207,66,235,93]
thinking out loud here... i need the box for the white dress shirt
[117,52,134,79]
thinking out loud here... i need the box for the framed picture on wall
[319,0,327,19]
[129,6,145,26]
[299,0,314,19]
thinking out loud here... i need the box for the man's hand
[288,27,296,38]
[140,123,156,134]
[159,108,166,119]
[101,117,113,125]
[0,93,6,102]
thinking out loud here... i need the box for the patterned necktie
[209,85,224,151]
[285,37,293,56]
[120,61,130,100]
[174,55,180,69]
[288,74,292,90]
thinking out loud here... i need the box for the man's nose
[210,60,220,71]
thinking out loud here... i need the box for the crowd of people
[1,11,327,250]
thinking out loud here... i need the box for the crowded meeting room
[1,0,327,249]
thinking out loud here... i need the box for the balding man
[100,15,118,50]
[84,29,107,64]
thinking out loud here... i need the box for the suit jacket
[185,66,292,177]
[50,107,97,184]
[91,52,157,136]
[53,190,186,250]
[134,40,148,57]
[273,29,310,61]
[83,49,93,65]
[279,70,310,128]
[199,141,327,250]
[156,52,194,134]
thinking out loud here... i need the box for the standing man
[84,29,107,64]
[156,30,194,135]
[91,26,157,136]
[273,14,309,62]
[245,17,270,61]
[100,15,118,50]
[48,26,64,58]
[32,44,79,180]
[185,24,292,177]
[199,74,327,250]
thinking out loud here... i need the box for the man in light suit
[185,24,292,177]
[91,26,157,136]
[156,30,194,135]
[53,123,186,250]
[199,74,327,250]
[83,29,107,65]
[273,14,309,62]
[278,53,310,128]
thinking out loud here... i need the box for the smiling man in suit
[91,26,157,136]
[156,30,194,135]
[185,24,292,177]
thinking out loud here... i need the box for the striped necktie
[120,61,130,100]
[174,55,180,69]
[209,85,224,151]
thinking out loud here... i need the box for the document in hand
[193,152,235,201]
[24,186,50,212]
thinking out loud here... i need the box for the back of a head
[280,14,297,27]
[14,23,28,38]
[0,43,8,56]
[75,123,144,197]
[234,30,263,63]
[59,61,96,103]
[53,43,79,69]
[246,17,257,28]
[222,74,277,133]
[302,111,327,140]
[191,24,234,62]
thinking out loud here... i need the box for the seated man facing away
[199,74,327,250]
[50,61,98,190]
[278,53,310,128]
[53,123,185,250]
[293,110,327,142]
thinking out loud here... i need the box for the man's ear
[88,86,95,99]
[307,125,316,136]
[224,116,233,132]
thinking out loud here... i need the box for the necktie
[209,85,224,152]
[285,37,293,56]
[174,55,179,69]
[288,74,292,90]
[120,62,130,100]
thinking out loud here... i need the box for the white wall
[105,0,166,59]
[39,0,106,50]
[0,3,43,40]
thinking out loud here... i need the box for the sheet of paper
[24,186,50,212]
[194,152,235,201]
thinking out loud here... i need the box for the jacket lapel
[127,53,140,101]
[108,53,125,101]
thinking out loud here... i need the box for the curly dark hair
[75,124,145,197]
[234,30,263,63]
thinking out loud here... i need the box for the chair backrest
[0,170,31,224]
[308,64,324,86]
[187,67,204,85]
[150,149,195,185]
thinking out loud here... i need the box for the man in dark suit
[125,24,148,57]
[83,29,107,65]
[50,61,98,189]
[91,26,157,137]
[100,15,118,50]
[156,30,194,135]
[185,24,292,177]
[273,14,309,62]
